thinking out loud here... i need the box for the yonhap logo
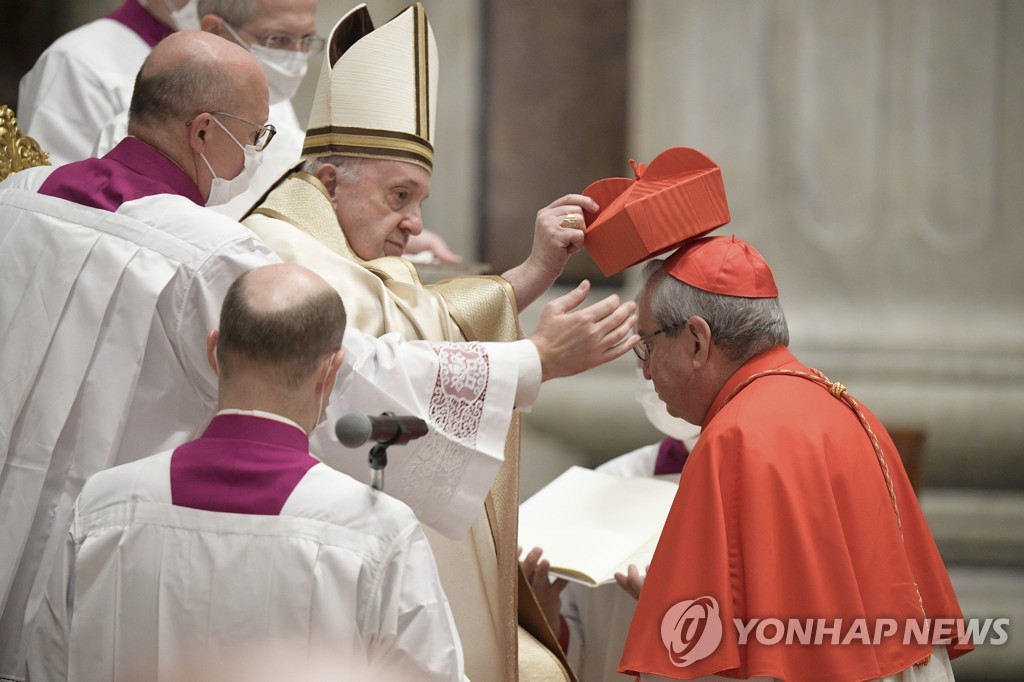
[660,596,724,667]
[655,599,1010,667]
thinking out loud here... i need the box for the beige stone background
[4,1,1022,679]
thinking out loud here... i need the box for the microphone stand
[366,418,407,492]
[344,411,429,493]
[368,440,391,492]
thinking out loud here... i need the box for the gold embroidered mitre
[303,3,438,172]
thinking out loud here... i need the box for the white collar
[216,408,306,434]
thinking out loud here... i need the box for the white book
[518,465,679,587]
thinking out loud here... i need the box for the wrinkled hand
[519,545,568,636]
[503,194,599,311]
[528,193,596,273]
[614,563,647,600]
[530,280,639,381]
[404,229,462,264]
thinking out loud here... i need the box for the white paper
[518,466,679,586]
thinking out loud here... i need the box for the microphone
[335,411,429,448]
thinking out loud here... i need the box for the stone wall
[615,0,1024,490]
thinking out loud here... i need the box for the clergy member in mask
[25,264,467,682]
[18,0,201,165]
[197,0,322,218]
[88,0,322,220]
[0,31,273,675]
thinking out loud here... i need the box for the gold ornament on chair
[0,105,51,180]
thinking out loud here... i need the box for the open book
[518,466,679,587]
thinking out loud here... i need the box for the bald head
[243,263,337,314]
[128,31,269,134]
[217,264,346,389]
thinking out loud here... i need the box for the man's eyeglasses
[228,22,326,54]
[187,111,277,152]
[259,33,326,54]
[633,323,684,362]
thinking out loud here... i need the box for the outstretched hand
[519,545,568,636]
[530,280,639,381]
[614,563,647,600]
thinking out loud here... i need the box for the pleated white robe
[0,167,530,678]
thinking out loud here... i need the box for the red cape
[620,346,971,681]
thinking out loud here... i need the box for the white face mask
[313,354,334,434]
[198,117,263,206]
[221,22,309,104]
[634,366,701,442]
[151,0,200,31]
[253,45,309,104]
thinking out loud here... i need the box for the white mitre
[303,2,439,173]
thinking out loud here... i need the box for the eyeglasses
[260,33,326,54]
[633,323,684,362]
[187,111,277,152]
[228,22,326,54]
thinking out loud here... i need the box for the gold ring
[560,213,581,230]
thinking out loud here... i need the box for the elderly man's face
[637,289,702,426]
[330,159,430,260]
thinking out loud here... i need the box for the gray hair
[197,0,257,27]
[303,155,364,186]
[641,259,789,363]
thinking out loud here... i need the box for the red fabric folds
[620,346,971,681]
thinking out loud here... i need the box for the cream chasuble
[245,172,569,681]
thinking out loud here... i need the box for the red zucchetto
[663,235,778,298]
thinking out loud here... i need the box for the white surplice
[17,18,150,166]
[0,170,534,678]
[26,451,464,682]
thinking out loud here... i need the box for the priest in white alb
[27,263,466,681]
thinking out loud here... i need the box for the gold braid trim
[719,368,929,628]
[433,275,522,343]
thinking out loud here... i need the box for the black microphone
[335,411,429,448]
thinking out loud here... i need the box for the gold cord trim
[720,367,929,628]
